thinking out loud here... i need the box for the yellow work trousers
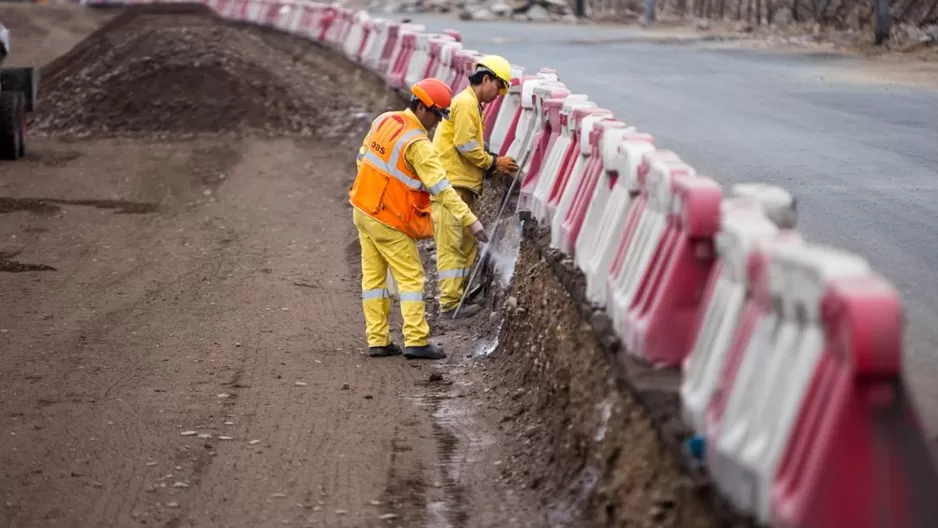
[431,187,478,312]
[353,208,430,348]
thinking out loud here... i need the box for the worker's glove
[495,156,519,176]
[468,221,489,244]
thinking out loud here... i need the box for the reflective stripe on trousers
[353,208,431,347]
[432,187,479,312]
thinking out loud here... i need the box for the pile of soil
[31,4,395,139]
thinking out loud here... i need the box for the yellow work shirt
[355,109,478,230]
[431,86,494,196]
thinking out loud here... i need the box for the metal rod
[452,174,520,318]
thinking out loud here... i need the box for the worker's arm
[405,139,478,227]
[451,101,495,171]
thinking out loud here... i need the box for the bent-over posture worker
[431,55,519,319]
[351,78,489,360]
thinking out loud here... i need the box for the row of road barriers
[82,0,938,525]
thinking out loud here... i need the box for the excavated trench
[1,3,735,526]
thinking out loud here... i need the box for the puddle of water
[0,251,57,273]
[472,319,502,358]
[0,197,157,215]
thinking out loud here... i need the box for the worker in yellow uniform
[431,55,519,319]
[351,78,489,360]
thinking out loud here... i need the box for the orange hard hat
[410,78,452,119]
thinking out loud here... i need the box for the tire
[0,67,37,112]
[16,93,26,158]
[0,91,23,160]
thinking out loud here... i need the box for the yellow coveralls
[354,109,478,347]
[431,86,495,312]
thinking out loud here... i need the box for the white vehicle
[0,22,39,160]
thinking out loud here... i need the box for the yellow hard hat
[473,55,512,95]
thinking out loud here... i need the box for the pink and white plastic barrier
[180,1,938,525]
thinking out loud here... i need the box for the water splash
[487,215,524,289]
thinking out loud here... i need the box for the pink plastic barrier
[556,119,630,255]
[450,50,478,94]
[544,107,611,224]
[424,36,449,79]
[485,65,531,156]
[580,134,655,305]
[376,23,400,74]
[604,151,688,331]
[496,74,538,157]
[387,31,417,89]
[771,274,938,527]
[621,176,721,365]
[517,87,573,212]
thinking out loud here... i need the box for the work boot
[403,344,446,360]
[440,303,483,320]
[368,343,403,357]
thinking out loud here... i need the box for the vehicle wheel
[0,91,21,161]
[16,93,26,158]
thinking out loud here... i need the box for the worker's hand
[469,221,489,244]
[495,156,519,176]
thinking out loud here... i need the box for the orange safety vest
[350,111,434,240]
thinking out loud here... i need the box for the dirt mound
[31,4,394,139]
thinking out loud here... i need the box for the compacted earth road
[0,5,551,527]
[0,5,769,528]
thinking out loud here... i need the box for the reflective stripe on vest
[349,111,437,240]
[360,128,427,192]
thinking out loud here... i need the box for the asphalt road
[392,15,938,432]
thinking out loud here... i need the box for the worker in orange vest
[350,78,488,360]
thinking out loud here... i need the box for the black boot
[368,343,403,357]
[403,344,446,360]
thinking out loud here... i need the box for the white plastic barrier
[384,25,425,89]
[606,153,693,334]
[582,134,655,306]
[424,35,455,80]
[709,243,871,524]
[517,83,572,177]
[530,96,595,222]
[489,68,551,157]
[246,0,265,24]
[504,78,562,165]
[405,33,434,89]
[276,2,304,34]
[548,112,613,251]
[342,11,368,58]
[436,40,464,87]
[516,85,582,212]
[573,128,642,272]
[360,18,388,70]
[679,188,797,433]
[323,7,347,46]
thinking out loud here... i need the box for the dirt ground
[0,4,723,528]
